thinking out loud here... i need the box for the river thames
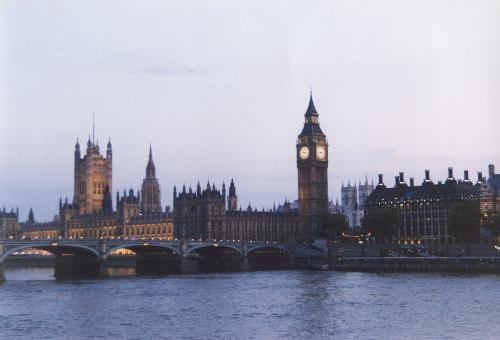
[1,268,499,339]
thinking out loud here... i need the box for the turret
[86,137,93,155]
[74,138,81,159]
[102,184,113,213]
[28,208,35,225]
[228,179,238,211]
[106,138,112,158]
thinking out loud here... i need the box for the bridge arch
[103,244,181,259]
[185,244,243,256]
[245,245,289,257]
[0,243,100,263]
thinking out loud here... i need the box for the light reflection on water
[1,268,500,339]
[5,267,136,281]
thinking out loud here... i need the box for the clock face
[316,146,326,160]
[299,146,309,160]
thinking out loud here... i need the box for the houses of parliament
[1,95,330,243]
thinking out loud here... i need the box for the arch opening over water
[186,245,243,257]
[1,244,100,263]
[104,244,180,260]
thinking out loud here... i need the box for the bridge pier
[54,256,108,280]
[241,256,250,271]
[136,256,179,275]
[0,262,4,283]
[179,256,198,274]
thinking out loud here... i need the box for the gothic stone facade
[173,180,299,243]
[73,138,112,215]
[340,178,374,228]
[21,145,173,241]
[296,94,329,239]
[19,95,330,243]
[0,208,20,239]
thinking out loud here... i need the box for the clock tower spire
[297,92,329,240]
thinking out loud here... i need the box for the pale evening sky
[0,0,499,220]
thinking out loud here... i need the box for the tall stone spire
[141,145,161,213]
[146,145,156,178]
[305,91,318,117]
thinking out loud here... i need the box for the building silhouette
[296,93,329,239]
[73,137,113,215]
[364,168,480,244]
[173,180,298,243]
[339,177,374,228]
[20,145,173,240]
[16,95,329,242]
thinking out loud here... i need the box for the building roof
[299,93,325,137]
[366,182,479,206]
[299,123,325,137]
[305,93,318,117]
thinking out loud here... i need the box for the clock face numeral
[316,146,326,160]
[299,146,309,160]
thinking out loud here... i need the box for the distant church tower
[73,130,113,215]
[358,176,374,211]
[141,146,162,213]
[297,93,329,239]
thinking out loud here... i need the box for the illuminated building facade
[73,136,113,215]
[479,164,500,215]
[296,94,329,239]
[173,180,298,243]
[21,145,173,241]
[0,207,19,239]
[18,95,332,243]
[365,168,480,244]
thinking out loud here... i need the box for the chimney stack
[489,164,495,178]
[423,169,433,186]
[399,172,405,184]
[477,171,483,184]
[377,174,385,189]
[410,177,415,187]
[446,167,457,185]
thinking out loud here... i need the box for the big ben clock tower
[297,93,329,240]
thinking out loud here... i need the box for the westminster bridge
[0,239,304,280]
